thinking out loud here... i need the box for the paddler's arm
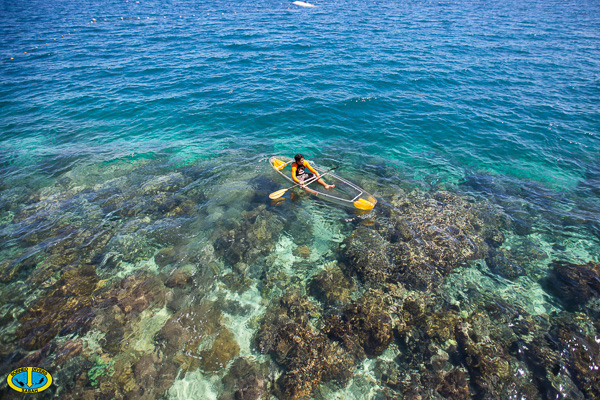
[305,161,320,178]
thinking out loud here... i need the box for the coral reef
[308,265,356,308]
[455,318,518,398]
[221,272,253,294]
[106,232,156,264]
[140,172,189,195]
[5,271,174,399]
[341,226,392,285]
[132,353,179,399]
[91,272,167,354]
[255,289,355,399]
[200,327,241,372]
[342,190,509,291]
[383,281,600,400]
[0,163,212,399]
[219,357,270,400]
[16,264,99,350]
[3,158,600,400]
[248,188,600,399]
[154,299,239,373]
[88,354,116,386]
[256,288,398,399]
[323,289,394,359]
[213,205,283,266]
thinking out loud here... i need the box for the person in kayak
[291,154,335,193]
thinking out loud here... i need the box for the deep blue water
[2,0,598,184]
[1,0,599,398]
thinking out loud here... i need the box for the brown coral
[324,289,394,358]
[17,264,99,350]
[200,328,241,372]
[214,205,283,266]
[342,190,508,291]
[256,289,355,400]
[308,266,356,307]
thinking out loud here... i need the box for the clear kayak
[269,156,377,210]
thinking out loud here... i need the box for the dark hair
[294,154,304,162]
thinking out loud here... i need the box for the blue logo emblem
[7,367,53,393]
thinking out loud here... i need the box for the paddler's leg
[301,185,319,195]
[298,174,319,196]
[317,178,335,190]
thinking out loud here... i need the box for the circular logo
[7,367,53,393]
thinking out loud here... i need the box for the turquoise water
[1,0,599,398]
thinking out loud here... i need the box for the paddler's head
[294,154,305,165]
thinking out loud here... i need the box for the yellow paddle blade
[269,188,288,199]
[271,197,285,206]
[272,158,286,170]
[354,198,375,210]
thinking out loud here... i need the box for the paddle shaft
[269,165,339,199]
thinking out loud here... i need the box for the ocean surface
[1,0,599,398]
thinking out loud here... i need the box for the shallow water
[1,0,599,398]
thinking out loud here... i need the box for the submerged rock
[555,321,600,399]
[485,248,525,280]
[292,245,310,258]
[141,172,188,195]
[544,260,600,308]
[133,354,178,398]
[165,264,196,288]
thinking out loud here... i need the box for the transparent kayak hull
[269,156,377,210]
